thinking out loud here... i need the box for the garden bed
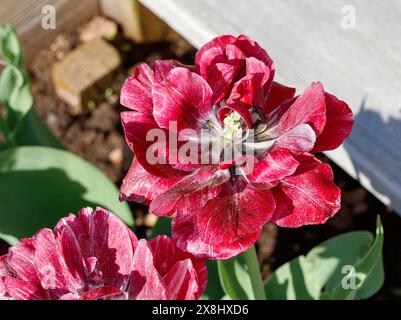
[2,17,400,299]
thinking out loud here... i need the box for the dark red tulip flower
[0,207,206,300]
[120,35,354,260]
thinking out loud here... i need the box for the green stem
[243,245,266,300]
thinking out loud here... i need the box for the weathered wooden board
[0,0,99,65]
[139,0,401,213]
[100,0,169,43]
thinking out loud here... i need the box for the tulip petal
[195,35,237,78]
[277,82,326,136]
[57,225,87,287]
[80,207,137,290]
[152,67,213,132]
[197,181,276,245]
[80,286,125,300]
[247,147,299,187]
[120,60,180,114]
[276,123,316,154]
[0,280,6,298]
[120,63,155,114]
[149,235,206,297]
[235,35,273,67]
[152,60,180,82]
[121,111,184,177]
[120,159,183,204]
[0,255,9,297]
[3,277,46,300]
[33,229,87,295]
[264,81,296,116]
[149,167,229,216]
[163,259,198,300]
[313,92,354,152]
[271,163,341,227]
[54,213,91,259]
[129,239,166,300]
[207,62,238,104]
[6,239,39,284]
[172,197,260,260]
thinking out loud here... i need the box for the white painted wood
[139,0,401,213]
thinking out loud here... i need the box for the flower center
[222,111,245,140]
[201,106,279,169]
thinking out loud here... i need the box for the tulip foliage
[0,25,385,300]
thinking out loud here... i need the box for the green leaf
[217,254,255,300]
[9,83,33,116]
[148,216,172,238]
[0,232,19,246]
[264,255,316,300]
[0,24,32,141]
[265,217,384,300]
[0,66,19,105]
[0,146,133,239]
[0,24,23,67]
[16,110,63,149]
[202,260,225,300]
[330,216,384,300]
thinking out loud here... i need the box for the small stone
[109,148,123,166]
[55,51,65,61]
[79,16,118,43]
[50,35,69,52]
[135,216,144,227]
[46,113,58,127]
[51,38,121,114]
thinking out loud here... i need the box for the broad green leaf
[265,217,384,300]
[0,146,133,239]
[264,254,318,300]
[218,254,255,300]
[306,231,375,297]
[330,216,384,300]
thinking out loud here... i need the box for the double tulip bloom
[120,35,354,259]
[0,208,206,300]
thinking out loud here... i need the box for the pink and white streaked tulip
[119,34,354,260]
[0,207,206,300]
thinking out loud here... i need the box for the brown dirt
[1,17,400,300]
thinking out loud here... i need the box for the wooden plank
[0,0,99,65]
[139,0,401,213]
[100,0,169,42]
